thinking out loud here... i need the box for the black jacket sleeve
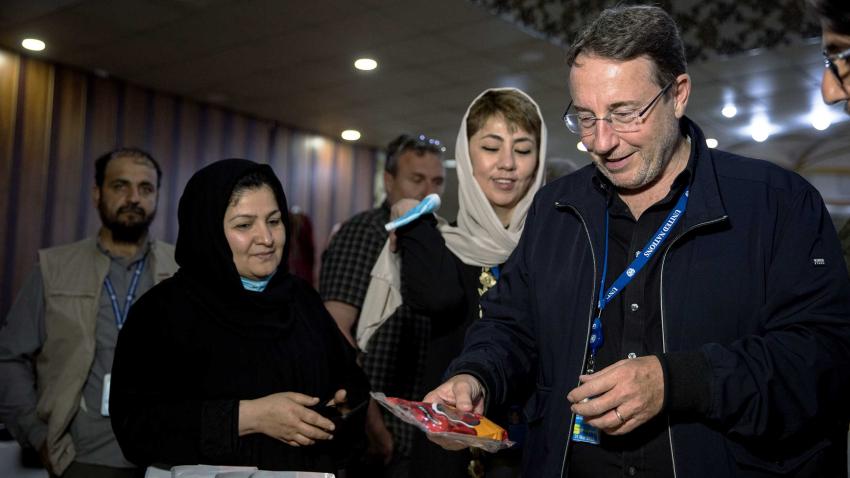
[109,288,224,467]
[396,216,468,334]
[443,202,540,409]
[698,186,850,440]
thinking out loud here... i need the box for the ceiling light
[721,105,737,118]
[576,141,588,152]
[21,38,45,51]
[751,128,769,142]
[706,138,718,149]
[354,58,377,71]
[341,129,361,141]
[307,137,324,149]
[749,115,773,143]
[811,115,831,131]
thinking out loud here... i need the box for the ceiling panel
[0,0,847,210]
[0,0,82,27]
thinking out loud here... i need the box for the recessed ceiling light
[749,115,774,143]
[354,58,377,71]
[706,138,718,148]
[811,115,831,131]
[21,38,46,51]
[751,128,769,142]
[721,105,737,118]
[341,129,361,141]
[576,141,588,152]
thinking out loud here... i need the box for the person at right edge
[424,5,850,478]
[809,0,850,472]
[381,87,547,478]
[809,0,850,275]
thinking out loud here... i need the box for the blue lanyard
[490,265,500,280]
[587,188,689,372]
[103,256,147,330]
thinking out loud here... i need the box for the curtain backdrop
[0,48,379,316]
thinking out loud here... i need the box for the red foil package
[371,392,514,452]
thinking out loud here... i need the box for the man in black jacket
[425,5,850,477]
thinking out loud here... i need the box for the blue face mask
[240,273,274,292]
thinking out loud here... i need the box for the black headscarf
[174,158,296,336]
[112,160,369,472]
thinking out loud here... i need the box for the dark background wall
[0,48,380,317]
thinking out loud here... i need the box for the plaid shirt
[319,202,429,457]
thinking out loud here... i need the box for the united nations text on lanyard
[101,255,146,417]
[572,188,689,445]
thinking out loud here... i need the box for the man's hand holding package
[422,374,486,450]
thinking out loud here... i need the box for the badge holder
[571,317,602,445]
[101,373,111,417]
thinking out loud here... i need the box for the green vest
[36,237,177,474]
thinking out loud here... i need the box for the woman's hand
[390,199,420,220]
[238,392,337,447]
[389,198,421,252]
[328,388,355,411]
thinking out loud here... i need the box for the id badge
[101,373,111,417]
[571,414,600,445]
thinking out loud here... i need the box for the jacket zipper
[556,203,598,478]
[659,215,727,478]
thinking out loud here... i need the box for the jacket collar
[555,116,728,232]
[678,117,727,229]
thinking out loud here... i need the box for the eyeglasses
[563,82,673,136]
[823,47,850,85]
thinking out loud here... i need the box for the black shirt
[569,159,694,478]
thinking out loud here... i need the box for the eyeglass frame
[562,81,674,136]
[823,47,850,85]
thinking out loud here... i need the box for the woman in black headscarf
[110,159,368,473]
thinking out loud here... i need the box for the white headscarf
[357,88,548,349]
[440,87,548,267]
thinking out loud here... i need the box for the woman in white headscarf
[387,88,547,478]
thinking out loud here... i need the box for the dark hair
[94,147,161,188]
[385,134,444,175]
[229,168,281,206]
[808,0,850,35]
[566,5,687,89]
[466,90,541,149]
